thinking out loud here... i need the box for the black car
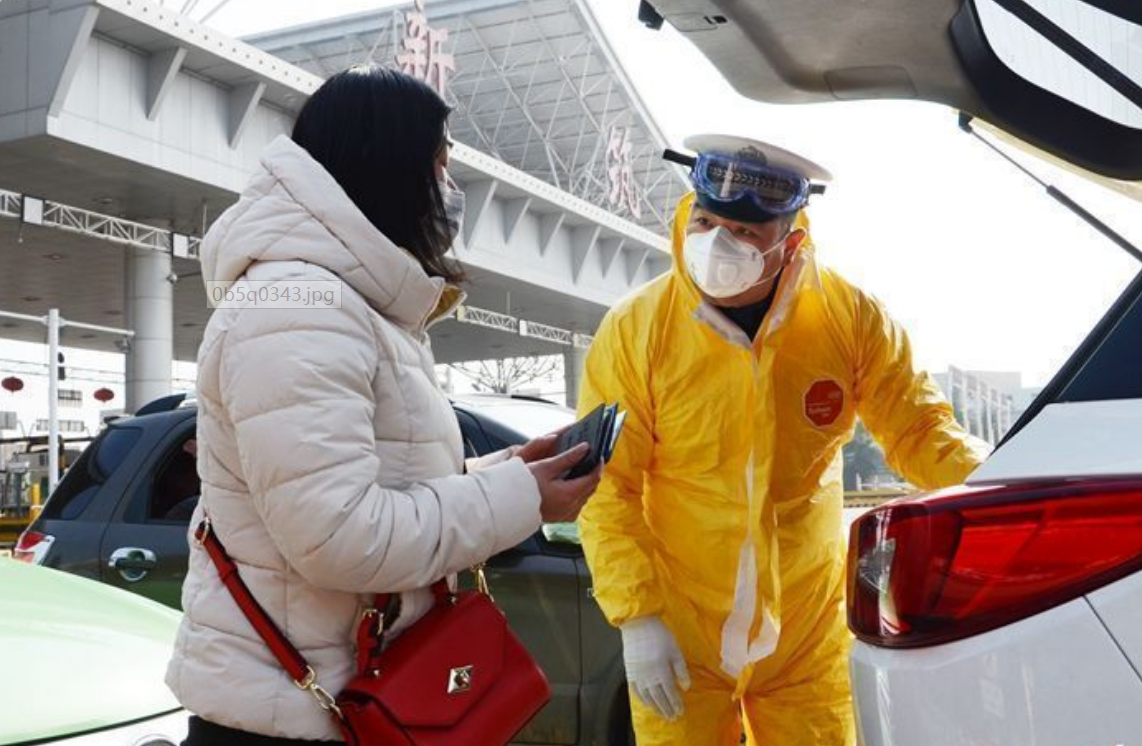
[16,393,632,746]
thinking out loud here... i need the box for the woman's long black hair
[291,64,463,282]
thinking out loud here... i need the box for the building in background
[933,367,1042,445]
[246,0,684,234]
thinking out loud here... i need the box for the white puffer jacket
[166,135,542,741]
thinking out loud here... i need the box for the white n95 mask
[683,226,784,299]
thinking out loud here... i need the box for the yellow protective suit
[578,194,988,746]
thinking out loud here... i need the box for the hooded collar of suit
[670,192,824,349]
[200,135,463,335]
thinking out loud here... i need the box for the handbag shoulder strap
[194,517,317,685]
[194,517,451,681]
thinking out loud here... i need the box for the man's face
[685,205,804,308]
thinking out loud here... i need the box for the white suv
[848,278,1142,745]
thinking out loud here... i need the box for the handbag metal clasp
[295,666,343,720]
[363,607,385,636]
[193,517,211,547]
[447,665,474,694]
[472,563,493,601]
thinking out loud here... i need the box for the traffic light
[57,352,66,382]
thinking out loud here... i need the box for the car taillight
[13,530,54,565]
[847,478,1142,648]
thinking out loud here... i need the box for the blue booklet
[558,402,626,479]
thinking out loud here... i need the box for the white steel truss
[455,305,591,349]
[519,319,573,345]
[0,188,202,258]
[455,305,519,333]
[244,0,687,234]
[0,191,20,219]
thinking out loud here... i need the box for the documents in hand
[557,402,626,480]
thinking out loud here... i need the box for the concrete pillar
[125,247,173,413]
[563,346,589,410]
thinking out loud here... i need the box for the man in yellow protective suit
[578,135,989,745]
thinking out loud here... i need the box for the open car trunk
[644,0,1142,190]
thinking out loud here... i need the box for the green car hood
[0,560,182,744]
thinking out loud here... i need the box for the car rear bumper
[851,598,1142,746]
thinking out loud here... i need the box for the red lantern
[2,376,24,393]
[94,387,115,403]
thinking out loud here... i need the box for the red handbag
[195,518,551,746]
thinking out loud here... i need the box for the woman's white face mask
[438,170,466,246]
[683,226,786,298]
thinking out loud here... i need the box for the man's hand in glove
[620,616,691,721]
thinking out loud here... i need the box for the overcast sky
[3,0,1140,400]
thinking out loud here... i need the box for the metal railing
[0,190,20,218]
[519,319,574,346]
[0,187,201,257]
[42,201,172,253]
[457,307,592,350]
[454,306,519,334]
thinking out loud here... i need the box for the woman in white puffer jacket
[166,65,601,746]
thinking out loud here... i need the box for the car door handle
[108,547,157,582]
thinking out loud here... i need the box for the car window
[42,446,96,521]
[44,426,142,520]
[975,0,1142,130]
[456,405,531,452]
[469,402,575,439]
[455,410,489,458]
[93,427,143,480]
[1058,282,1142,401]
[146,434,201,523]
[482,426,519,453]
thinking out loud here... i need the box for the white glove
[620,616,691,721]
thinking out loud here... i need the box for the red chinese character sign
[397,0,455,99]
[606,126,641,219]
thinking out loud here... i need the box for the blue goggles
[665,149,826,217]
